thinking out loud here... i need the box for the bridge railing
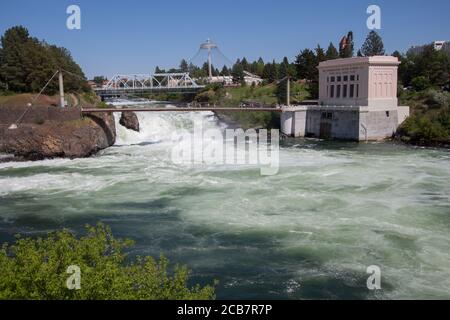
[99,73,202,91]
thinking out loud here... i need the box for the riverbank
[0,93,116,160]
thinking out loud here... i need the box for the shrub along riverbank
[397,88,450,147]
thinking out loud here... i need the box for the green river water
[0,107,449,299]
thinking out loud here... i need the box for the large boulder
[0,108,116,160]
[119,111,140,132]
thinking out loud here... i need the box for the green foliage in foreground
[0,224,215,300]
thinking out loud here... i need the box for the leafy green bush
[0,224,215,300]
[425,89,449,109]
[400,115,448,143]
[411,76,431,91]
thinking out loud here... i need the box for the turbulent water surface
[1,105,449,299]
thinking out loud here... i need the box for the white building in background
[243,71,263,86]
[206,71,263,87]
[433,41,448,51]
[408,40,450,55]
[208,76,233,86]
[281,56,410,141]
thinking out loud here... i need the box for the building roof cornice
[318,56,400,69]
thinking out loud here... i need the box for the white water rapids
[0,105,449,299]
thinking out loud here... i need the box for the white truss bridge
[94,73,205,97]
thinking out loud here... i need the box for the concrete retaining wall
[359,108,399,141]
[281,105,410,141]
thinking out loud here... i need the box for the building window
[356,84,359,98]
[357,75,359,81]
[349,84,354,98]
[350,75,355,81]
[330,76,335,82]
[343,75,348,82]
[386,111,390,117]
[337,76,342,82]
[326,112,333,120]
[321,112,327,119]
[330,85,335,98]
[343,84,348,98]
[336,85,341,98]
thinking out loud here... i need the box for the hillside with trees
[395,45,450,146]
[0,26,88,95]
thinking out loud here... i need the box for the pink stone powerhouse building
[281,56,410,141]
[319,56,399,108]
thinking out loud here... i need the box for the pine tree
[295,49,316,80]
[360,31,385,57]
[0,26,87,94]
[316,45,326,63]
[256,57,265,76]
[220,65,229,76]
[325,42,339,60]
[262,63,272,82]
[231,59,244,84]
[179,59,188,73]
[270,59,279,83]
[241,57,249,71]
[276,59,289,104]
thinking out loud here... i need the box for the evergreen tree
[295,49,317,80]
[0,26,87,94]
[220,65,230,76]
[270,59,279,83]
[154,66,164,74]
[315,45,326,63]
[0,26,30,92]
[241,57,249,71]
[276,59,289,104]
[325,42,339,60]
[360,31,385,56]
[262,63,272,82]
[231,59,244,84]
[179,59,189,73]
[256,57,265,76]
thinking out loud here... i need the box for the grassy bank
[0,91,106,109]
[194,82,309,129]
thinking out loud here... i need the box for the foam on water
[1,103,449,299]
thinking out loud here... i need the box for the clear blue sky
[1,0,449,79]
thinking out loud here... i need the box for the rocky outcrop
[119,111,140,132]
[0,107,116,160]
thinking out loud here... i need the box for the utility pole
[58,69,65,108]
[286,76,290,106]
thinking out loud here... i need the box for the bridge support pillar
[281,107,307,138]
